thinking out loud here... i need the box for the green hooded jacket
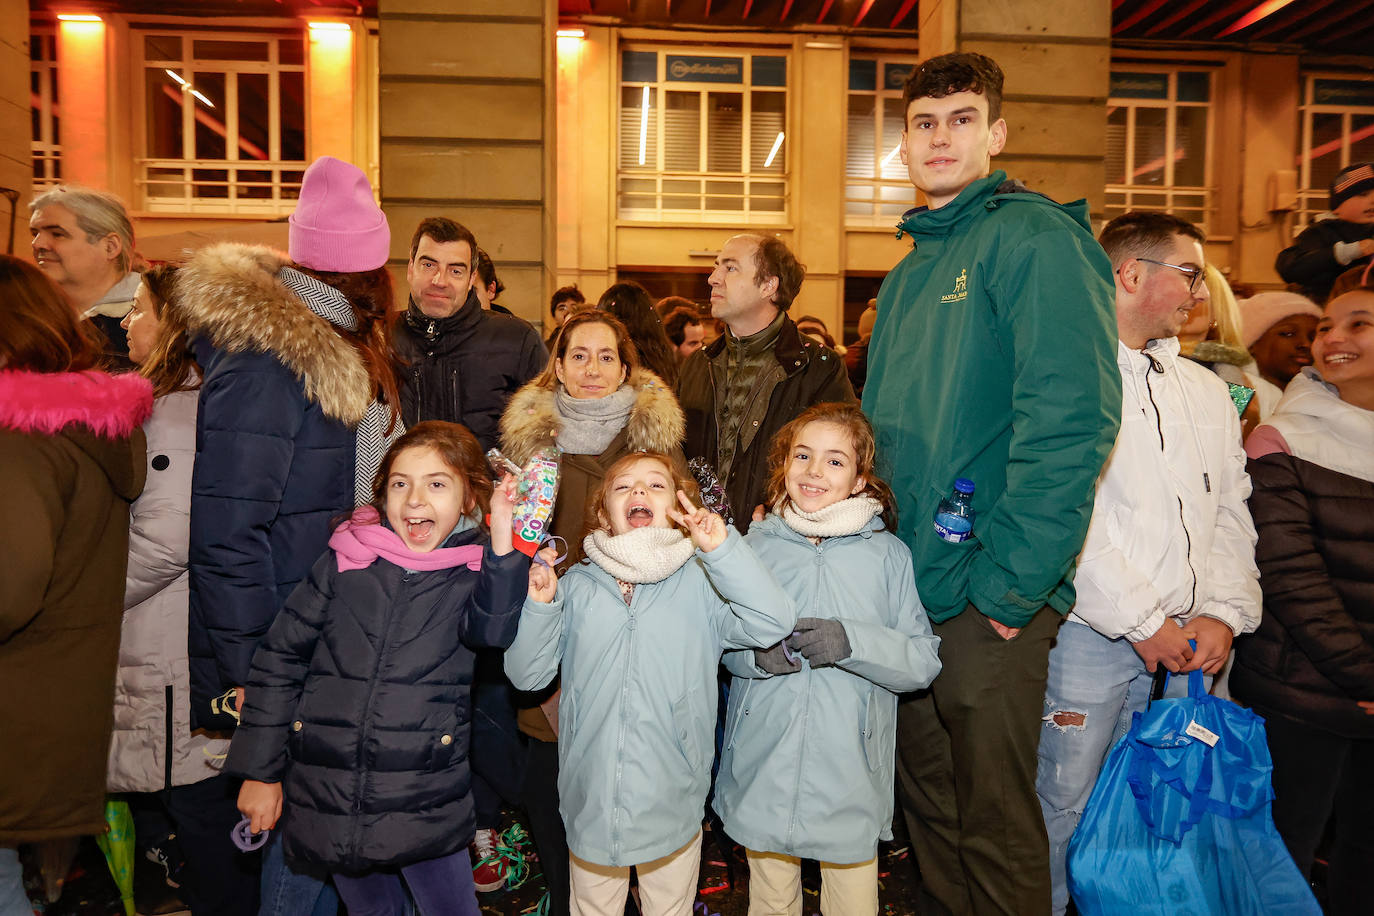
[862,171,1121,628]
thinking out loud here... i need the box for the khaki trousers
[569,831,702,916]
[745,849,879,916]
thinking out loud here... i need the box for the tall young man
[1037,212,1261,915]
[862,53,1121,914]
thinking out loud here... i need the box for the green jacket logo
[940,268,969,303]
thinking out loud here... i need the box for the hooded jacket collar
[0,368,152,500]
[176,243,372,425]
[895,170,1092,240]
[701,311,818,380]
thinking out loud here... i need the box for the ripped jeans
[1034,619,1203,916]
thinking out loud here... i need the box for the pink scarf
[329,506,485,573]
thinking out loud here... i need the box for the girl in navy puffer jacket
[227,422,530,916]
[715,403,942,915]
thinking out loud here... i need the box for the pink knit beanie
[1240,291,1322,348]
[289,156,390,273]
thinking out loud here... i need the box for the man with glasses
[864,52,1121,915]
[1035,210,1260,916]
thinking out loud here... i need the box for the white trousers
[745,849,879,916]
[569,831,703,916]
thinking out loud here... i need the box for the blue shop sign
[1313,79,1374,108]
[666,55,744,83]
[1111,72,1169,100]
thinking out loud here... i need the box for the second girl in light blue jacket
[714,402,942,916]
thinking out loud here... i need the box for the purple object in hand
[231,815,270,852]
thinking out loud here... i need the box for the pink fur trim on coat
[0,370,153,438]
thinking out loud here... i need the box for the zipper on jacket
[164,685,175,791]
[786,543,824,852]
[1143,359,1198,615]
[350,569,405,860]
[611,585,638,865]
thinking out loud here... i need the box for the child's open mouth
[626,504,654,528]
[405,517,435,541]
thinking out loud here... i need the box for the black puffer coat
[224,527,529,871]
[1275,216,1374,302]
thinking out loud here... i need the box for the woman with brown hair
[597,281,681,388]
[0,254,152,915]
[174,156,402,915]
[109,265,258,915]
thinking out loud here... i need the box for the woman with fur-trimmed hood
[498,310,685,915]
[175,157,400,912]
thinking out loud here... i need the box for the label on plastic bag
[1185,719,1219,747]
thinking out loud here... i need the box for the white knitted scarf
[582,526,697,584]
[781,495,882,538]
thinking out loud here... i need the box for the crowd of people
[1,48,1371,916]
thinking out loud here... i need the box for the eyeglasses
[1136,257,1204,293]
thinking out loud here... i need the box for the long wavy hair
[597,281,679,387]
[294,265,402,429]
[0,254,101,372]
[137,265,202,398]
[532,310,640,391]
[763,402,898,531]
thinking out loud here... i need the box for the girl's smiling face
[784,420,866,514]
[384,445,470,552]
[602,456,676,535]
[1314,291,1374,391]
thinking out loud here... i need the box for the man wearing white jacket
[1036,211,1262,916]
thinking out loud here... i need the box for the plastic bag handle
[1147,640,1204,706]
[1126,732,1215,843]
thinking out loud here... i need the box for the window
[617,48,787,222]
[139,31,306,213]
[31,30,60,192]
[1297,76,1374,226]
[1105,69,1213,230]
[845,56,917,225]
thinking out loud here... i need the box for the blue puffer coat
[177,245,374,730]
[713,514,941,863]
[225,525,529,870]
[504,529,795,867]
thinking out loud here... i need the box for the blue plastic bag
[1067,669,1320,915]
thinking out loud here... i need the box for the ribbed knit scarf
[554,384,637,455]
[781,495,882,538]
[582,527,697,584]
[280,267,405,505]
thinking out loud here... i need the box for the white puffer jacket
[107,388,227,792]
[1068,338,1261,641]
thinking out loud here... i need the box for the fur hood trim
[177,243,371,425]
[0,369,152,438]
[500,367,684,465]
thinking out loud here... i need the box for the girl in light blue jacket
[714,403,942,916]
[504,451,795,916]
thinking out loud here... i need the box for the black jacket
[225,528,530,871]
[676,314,854,531]
[1232,451,1374,740]
[1275,216,1374,302]
[393,292,547,451]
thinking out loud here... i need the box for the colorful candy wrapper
[488,447,562,558]
[688,457,733,526]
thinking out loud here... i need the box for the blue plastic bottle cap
[954,478,975,494]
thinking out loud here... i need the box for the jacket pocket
[672,689,703,772]
[428,721,461,772]
[861,688,893,774]
[722,678,753,752]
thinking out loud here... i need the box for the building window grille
[617,48,788,223]
[1105,69,1214,231]
[844,56,917,226]
[138,31,306,214]
[1297,76,1374,228]
[31,30,61,193]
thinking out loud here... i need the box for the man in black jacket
[1277,162,1374,303]
[393,218,547,451]
[391,217,545,893]
[676,234,854,531]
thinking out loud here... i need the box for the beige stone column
[377,0,555,322]
[0,0,29,251]
[792,38,846,335]
[919,0,1111,217]
[56,15,111,191]
[307,21,358,164]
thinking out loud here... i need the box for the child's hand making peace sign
[668,490,727,553]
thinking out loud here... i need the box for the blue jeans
[333,848,478,916]
[0,847,30,916]
[259,832,337,916]
[1035,620,1203,916]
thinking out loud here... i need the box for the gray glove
[754,642,802,675]
[786,617,852,668]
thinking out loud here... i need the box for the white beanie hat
[1240,292,1322,348]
